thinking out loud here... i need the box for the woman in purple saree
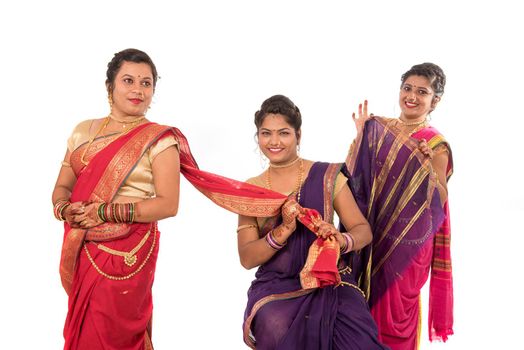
[237,95,388,350]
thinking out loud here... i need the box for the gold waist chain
[83,224,157,281]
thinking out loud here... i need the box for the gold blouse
[68,119,178,199]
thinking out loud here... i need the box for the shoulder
[245,173,266,187]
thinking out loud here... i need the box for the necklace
[80,116,111,165]
[398,117,427,126]
[109,114,146,128]
[266,158,304,203]
[269,156,300,169]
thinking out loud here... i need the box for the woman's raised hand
[72,202,104,229]
[352,100,373,135]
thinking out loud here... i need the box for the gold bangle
[236,224,257,233]
[61,161,72,167]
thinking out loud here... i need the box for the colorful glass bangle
[53,199,70,221]
[341,232,354,255]
[265,230,286,250]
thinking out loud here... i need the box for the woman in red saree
[52,49,181,349]
[349,63,453,349]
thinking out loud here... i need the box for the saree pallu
[346,117,453,349]
[243,162,388,350]
[62,123,172,349]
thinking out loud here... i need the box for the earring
[259,149,268,169]
[108,93,113,110]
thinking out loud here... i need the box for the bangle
[53,199,70,221]
[97,202,136,223]
[236,224,257,233]
[341,232,354,254]
[265,230,286,250]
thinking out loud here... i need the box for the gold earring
[108,93,113,110]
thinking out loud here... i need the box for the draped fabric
[345,117,453,349]
[242,162,388,350]
[60,123,344,349]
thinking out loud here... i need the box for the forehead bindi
[118,62,153,80]
[404,76,432,90]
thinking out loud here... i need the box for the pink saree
[346,117,453,349]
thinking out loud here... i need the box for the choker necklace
[398,117,428,126]
[269,156,301,169]
[109,114,146,128]
[266,158,304,202]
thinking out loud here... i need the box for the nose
[269,134,280,146]
[407,90,416,102]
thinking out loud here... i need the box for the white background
[1,1,523,349]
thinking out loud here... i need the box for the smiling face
[399,75,440,120]
[108,61,154,118]
[257,113,300,165]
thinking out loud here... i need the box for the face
[399,75,440,120]
[109,61,154,117]
[257,113,300,164]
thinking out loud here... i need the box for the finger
[352,112,356,121]
[358,103,362,117]
[363,100,368,116]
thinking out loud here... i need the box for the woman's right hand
[63,201,86,228]
[352,100,373,135]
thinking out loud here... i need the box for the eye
[280,131,291,136]
[402,85,411,92]
[123,78,133,85]
[141,81,152,87]
[259,131,270,136]
[418,89,428,95]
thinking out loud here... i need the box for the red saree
[60,122,341,349]
[346,117,453,349]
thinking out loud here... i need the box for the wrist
[340,232,354,254]
[53,199,71,221]
[97,202,136,224]
[265,230,287,251]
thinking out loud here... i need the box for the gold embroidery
[95,228,151,266]
[83,224,157,280]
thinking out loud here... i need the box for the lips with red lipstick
[404,101,418,108]
[129,98,143,105]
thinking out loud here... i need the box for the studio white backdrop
[1,1,522,349]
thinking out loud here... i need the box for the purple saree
[243,162,388,350]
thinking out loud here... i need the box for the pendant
[124,254,138,266]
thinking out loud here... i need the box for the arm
[431,145,449,205]
[418,141,449,205]
[51,150,84,226]
[237,200,298,270]
[132,145,181,221]
[333,185,373,251]
[76,145,181,228]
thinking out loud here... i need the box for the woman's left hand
[316,221,338,240]
[418,139,434,159]
[73,202,104,229]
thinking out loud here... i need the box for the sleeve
[333,172,349,198]
[148,134,179,163]
[67,119,94,152]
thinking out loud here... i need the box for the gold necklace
[398,117,427,126]
[80,116,111,165]
[109,114,146,128]
[266,158,304,202]
[269,156,301,169]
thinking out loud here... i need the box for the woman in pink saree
[349,63,453,349]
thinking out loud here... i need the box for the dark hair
[105,48,159,92]
[401,62,446,97]
[254,95,302,132]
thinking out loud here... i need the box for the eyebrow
[403,83,430,91]
[122,74,153,80]
[260,127,292,132]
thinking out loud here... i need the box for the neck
[110,113,146,124]
[398,115,428,126]
[269,156,301,169]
